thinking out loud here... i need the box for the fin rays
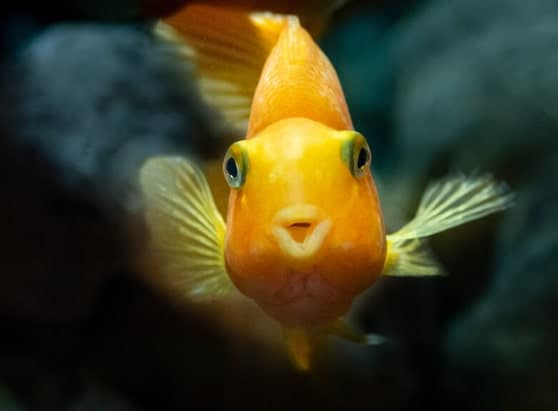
[139,156,232,300]
[395,174,514,240]
[383,174,514,277]
[155,5,290,135]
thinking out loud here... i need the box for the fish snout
[271,205,331,260]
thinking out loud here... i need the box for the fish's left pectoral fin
[382,238,443,277]
[139,156,233,301]
[383,173,514,277]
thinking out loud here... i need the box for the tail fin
[383,174,514,276]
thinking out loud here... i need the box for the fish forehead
[235,118,360,210]
[246,118,347,169]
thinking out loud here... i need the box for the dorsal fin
[246,18,353,138]
[156,3,350,138]
[156,4,291,134]
[162,0,347,33]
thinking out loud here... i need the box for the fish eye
[340,132,371,177]
[352,142,371,177]
[226,157,238,180]
[223,144,248,188]
[356,146,369,170]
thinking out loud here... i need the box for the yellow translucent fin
[323,319,387,345]
[383,238,444,276]
[166,0,347,35]
[155,4,292,134]
[139,156,232,300]
[284,328,317,372]
[383,174,514,277]
[284,320,386,370]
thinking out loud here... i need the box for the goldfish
[138,2,514,371]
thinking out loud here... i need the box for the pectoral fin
[383,174,514,276]
[139,156,232,300]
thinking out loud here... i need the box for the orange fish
[139,3,514,370]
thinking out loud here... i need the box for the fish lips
[271,204,332,261]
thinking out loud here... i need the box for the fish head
[223,118,386,327]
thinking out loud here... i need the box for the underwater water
[1,0,557,410]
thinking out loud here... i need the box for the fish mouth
[271,204,332,260]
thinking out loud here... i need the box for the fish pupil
[226,157,238,179]
[357,147,368,169]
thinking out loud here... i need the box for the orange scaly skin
[222,20,387,328]
[225,119,386,327]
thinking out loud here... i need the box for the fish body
[224,117,386,328]
[140,3,514,370]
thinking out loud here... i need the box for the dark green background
[1,1,556,410]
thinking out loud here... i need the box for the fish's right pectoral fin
[383,173,514,277]
[139,156,233,301]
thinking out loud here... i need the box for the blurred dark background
[1,0,557,410]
